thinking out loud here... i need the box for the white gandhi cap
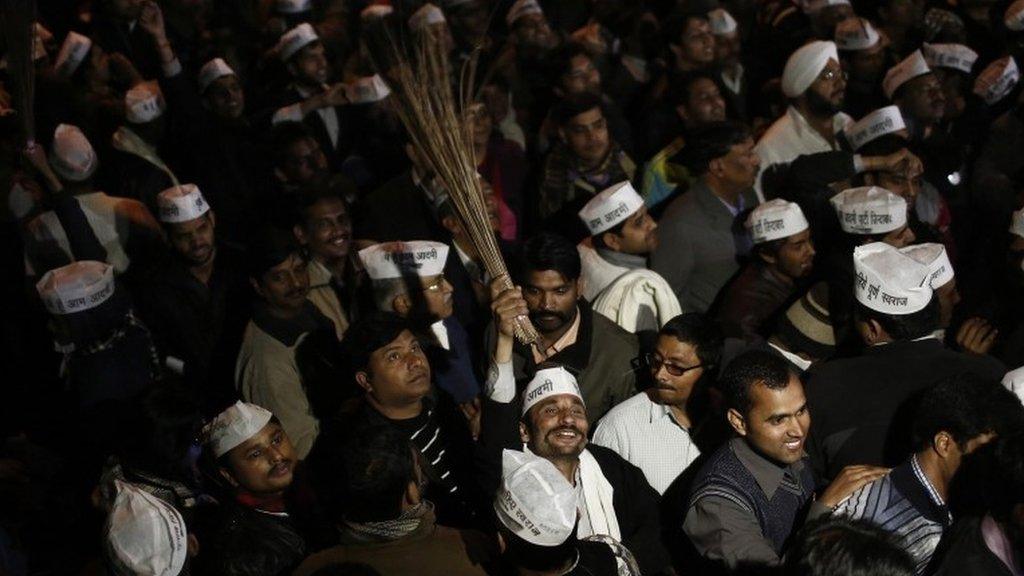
[921,43,978,74]
[974,56,1020,105]
[125,81,165,124]
[900,242,954,288]
[1005,0,1024,31]
[409,3,446,30]
[277,23,319,61]
[782,40,839,98]
[708,8,738,35]
[577,181,644,235]
[198,58,236,93]
[834,17,880,51]
[494,449,578,547]
[883,50,931,99]
[275,0,311,14]
[105,480,188,576]
[831,186,907,235]
[345,75,391,104]
[54,31,92,77]
[358,241,449,280]
[521,366,584,416]
[507,0,544,26]
[36,261,116,316]
[203,401,274,458]
[156,184,210,224]
[746,199,809,244]
[854,242,933,315]
[50,123,98,182]
[843,105,906,151]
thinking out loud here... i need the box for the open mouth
[270,461,292,477]
[783,439,803,451]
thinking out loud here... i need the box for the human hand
[490,279,529,340]
[956,317,998,356]
[138,1,167,41]
[818,465,889,509]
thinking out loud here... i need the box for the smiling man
[683,350,887,570]
[477,365,672,575]
[237,227,336,458]
[293,185,353,339]
[716,199,816,340]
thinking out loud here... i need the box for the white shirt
[754,105,853,201]
[592,391,700,494]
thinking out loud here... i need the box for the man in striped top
[831,375,1014,574]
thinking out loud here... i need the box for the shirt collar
[911,454,953,524]
[596,248,648,271]
[786,105,847,146]
[731,437,806,500]
[532,307,582,363]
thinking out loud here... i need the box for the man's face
[221,422,296,495]
[468,102,492,147]
[714,31,742,68]
[899,73,946,126]
[717,137,761,190]
[289,42,329,86]
[935,69,968,121]
[168,213,216,267]
[648,335,704,407]
[524,270,580,335]
[873,170,923,210]
[520,394,589,461]
[514,13,558,51]
[254,253,309,313]
[204,75,245,120]
[608,206,659,255]
[845,45,887,83]
[677,18,716,68]
[769,229,816,280]
[297,197,351,262]
[560,55,601,96]
[561,107,610,169]
[362,330,432,407]
[880,223,916,248]
[419,274,454,319]
[678,78,727,128]
[281,137,328,184]
[731,376,811,466]
[935,279,961,328]
[805,59,846,116]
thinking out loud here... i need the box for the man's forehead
[749,377,805,411]
[532,393,585,412]
[526,269,572,287]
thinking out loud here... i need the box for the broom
[111,126,181,188]
[1,0,37,145]
[368,23,539,346]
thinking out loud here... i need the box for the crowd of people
[3,0,1024,574]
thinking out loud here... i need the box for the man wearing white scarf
[476,360,672,575]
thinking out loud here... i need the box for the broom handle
[493,273,540,346]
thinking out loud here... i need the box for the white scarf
[577,449,621,541]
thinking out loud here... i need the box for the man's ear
[355,371,372,393]
[393,293,412,316]
[675,104,690,124]
[218,467,239,489]
[293,224,308,246]
[519,421,531,444]
[727,408,748,437]
[557,126,567,144]
[933,431,955,459]
[708,157,724,179]
[575,277,586,300]
[440,214,459,235]
[249,278,265,300]
[759,247,777,266]
[862,172,878,187]
[601,231,622,252]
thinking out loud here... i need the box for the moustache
[531,310,569,323]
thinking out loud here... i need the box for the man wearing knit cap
[269,23,355,173]
[132,184,250,409]
[716,200,816,340]
[884,51,946,140]
[493,449,632,575]
[769,282,837,370]
[805,243,1005,480]
[236,227,336,459]
[476,366,671,575]
[22,124,162,278]
[835,17,887,118]
[755,41,853,200]
[577,181,680,335]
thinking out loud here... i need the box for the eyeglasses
[422,274,448,293]
[644,352,703,377]
[819,68,849,83]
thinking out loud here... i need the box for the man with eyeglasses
[591,313,723,495]
[358,241,481,411]
[882,51,947,142]
[756,41,853,200]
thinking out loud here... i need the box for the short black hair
[503,524,579,572]
[720,350,794,415]
[663,9,711,48]
[666,70,720,109]
[591,218,628,248]
[785,516,915,576]
[854,298,940,342]
[296,327,356,421]
[270,121,316,169]
[551,92,606,129]
[325,422,416,523]
[293,179,355,228]
[518,232,582,282]
[681,121,752,176]
[247,225,305,279]
[660,313,724,371]
[856,133,911,161]
[341,311,412,374]
[911,375,998,451]
[548,42,594,87]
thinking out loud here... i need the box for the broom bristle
[369,23,539,345]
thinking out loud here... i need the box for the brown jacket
[292,510,495,576]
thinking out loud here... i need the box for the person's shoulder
[596,392,650,427]
[590,311,639,347]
